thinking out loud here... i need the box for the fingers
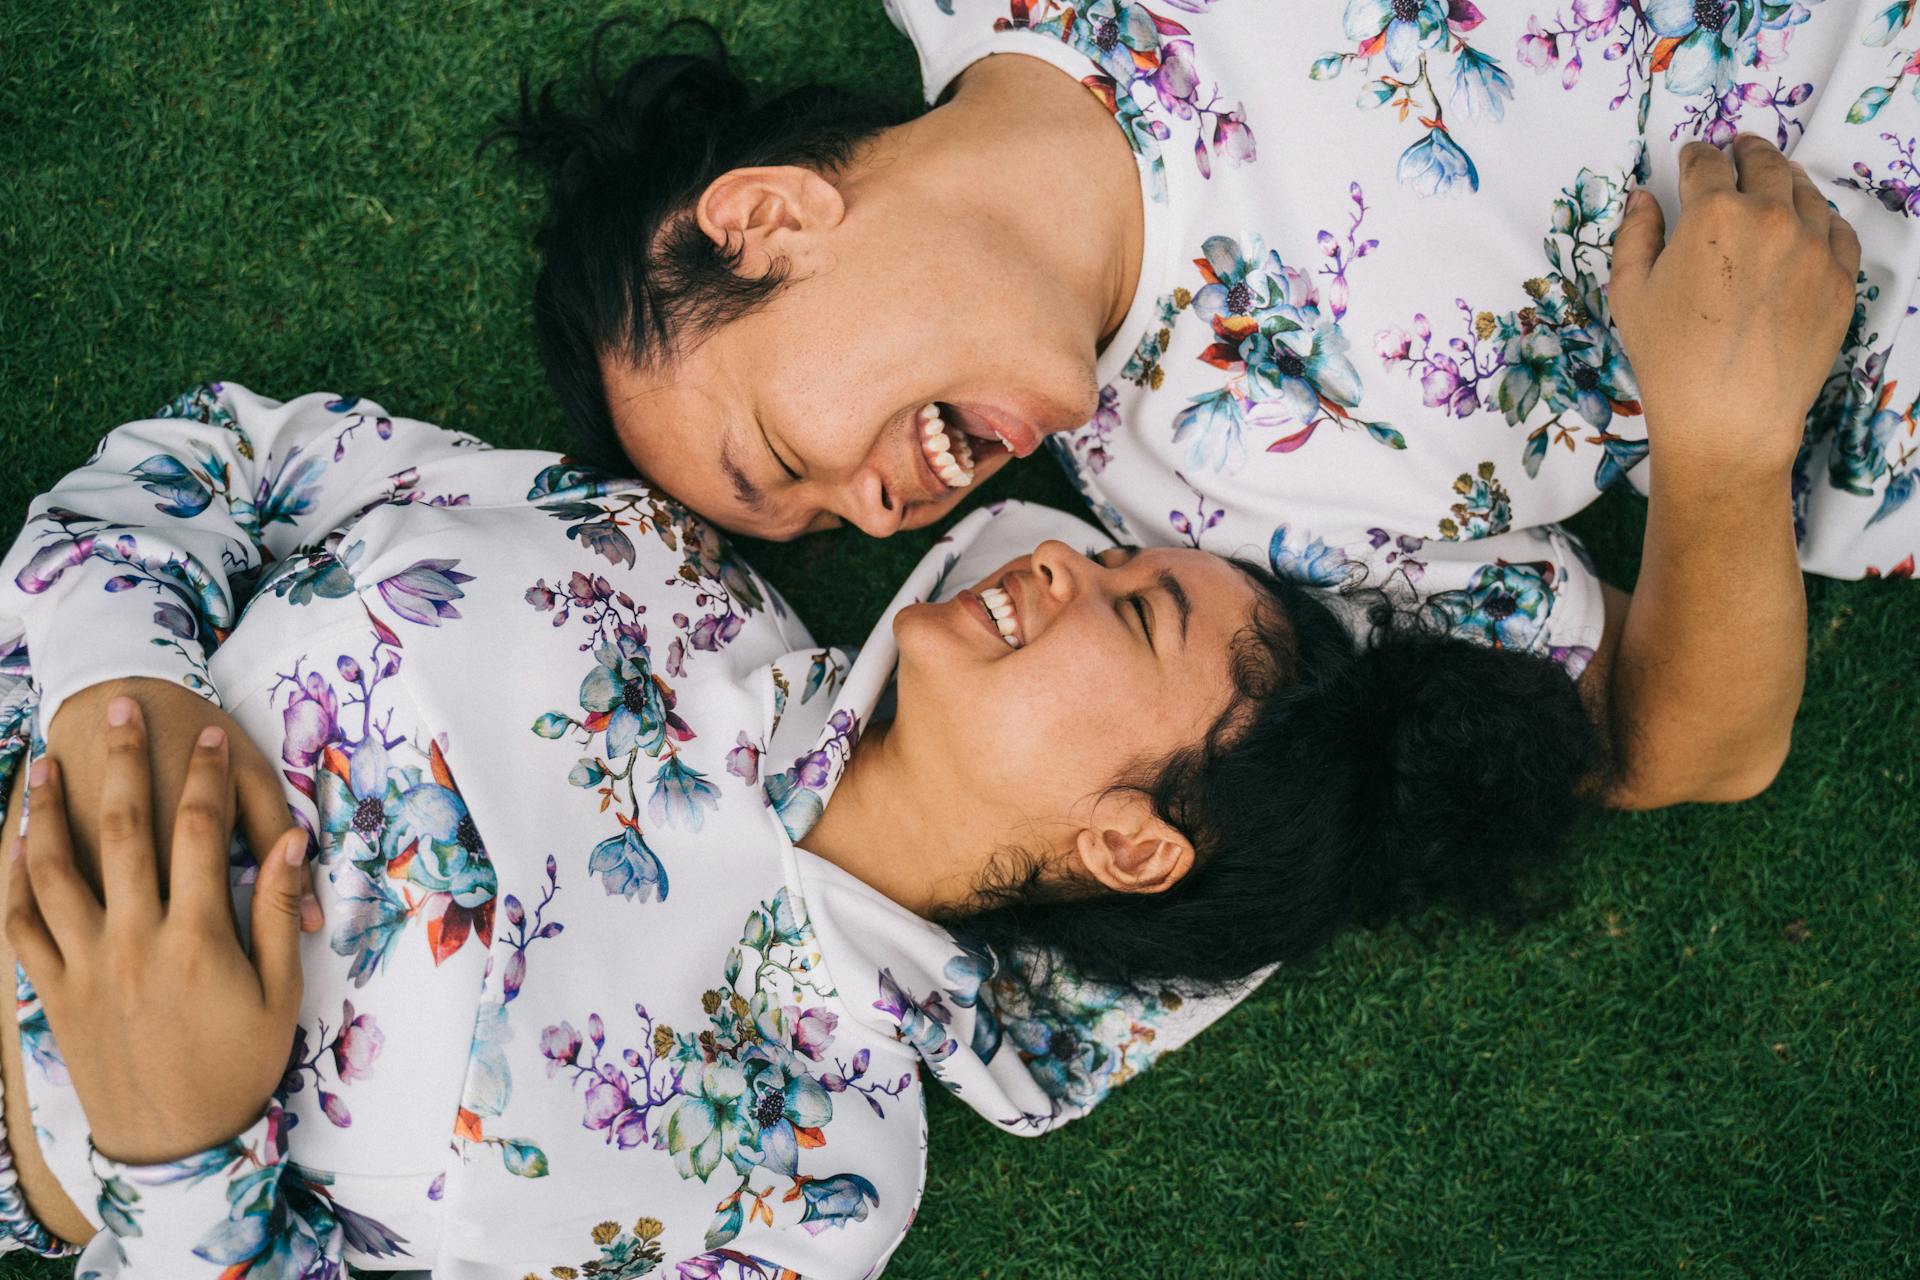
[1610,187,1668,298]
[248,827,310,1023]
[1829,210,1862,280]
[97,697,161,924]
[231,737,316,932]
[5,835,61,980]
[168,726,238,928]
[22,759,103,945]
[1788,161,1828,230]
[1676,139,1736,207]
[1731,133,1793,204]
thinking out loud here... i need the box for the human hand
[46,678,318,931]
[1609,134,1862,483]
[6,698,308,1165]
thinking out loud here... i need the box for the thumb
[250,827,310,1020]
[1610,186,1668,300]
[234,753,320,932]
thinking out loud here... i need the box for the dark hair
[945,565,1606,993]
[487,18,906,467]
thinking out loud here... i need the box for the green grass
[3,3,1916,1276]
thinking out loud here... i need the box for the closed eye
[1129,594,1153,649]
[760,421,801,482]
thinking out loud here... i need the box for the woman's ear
[1073,794,1194,896]
[694,165,846,279]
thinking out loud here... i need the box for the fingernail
[283,829,310,866]
[106,697,135,727]
[8,837,20,862]
[198,725,226,749]
[27,758,47,787]
[300,894,323,932]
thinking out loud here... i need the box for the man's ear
[1072,793,1194,896]
[694,165,846,279]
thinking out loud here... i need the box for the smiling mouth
[917,403,1014,494]
[976,583,1022,648]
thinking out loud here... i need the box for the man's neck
[906,52,1146,345]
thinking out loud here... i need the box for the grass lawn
[3,2,1916,1276]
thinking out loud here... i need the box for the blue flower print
[1397,127,1480,195]
[1344,0,1452,76]
[589,823,670,903]
[581,638,674,760]
[1646,0,1744,95]
[1423,561,1556,650]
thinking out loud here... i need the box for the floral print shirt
[885,0,1920,656]
[0,386,1257,1279]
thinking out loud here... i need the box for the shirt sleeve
[77,1115,296,1280]
[0,382,499,727]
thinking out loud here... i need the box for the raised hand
[1608,133,1862,482]
[6,697,309,1165]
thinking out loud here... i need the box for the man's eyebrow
[718,431,769,513]
[1158,569,1191,645]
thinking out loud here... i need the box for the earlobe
[694,166,846,279]
[1074,801,1195,896]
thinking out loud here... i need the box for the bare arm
[1577,135,1860,810]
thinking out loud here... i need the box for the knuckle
[173,800,223,840]
[98,802,142,842]
[4,905,34,950]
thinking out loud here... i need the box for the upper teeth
[978,585,1020,648]
[919,404,975,489]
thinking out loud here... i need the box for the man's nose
[840,469,908,538]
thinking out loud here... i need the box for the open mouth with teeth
[918,403,1014,491]
[976,583,1021,648]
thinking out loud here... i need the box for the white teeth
[919,403,976,489]
[978,586,1020,648]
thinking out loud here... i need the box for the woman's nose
[1029,539,1090,599]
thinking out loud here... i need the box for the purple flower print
[726,732,762,785]
[792,1009,839,1061]
[331,1006,384,1083]
[1837,134,1920,217]
[541,1022,583,1076]
[280,673,338,768]
[282,1001,386,1128]
[375,558,473,626]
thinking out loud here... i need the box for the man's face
[602,173,1107,540]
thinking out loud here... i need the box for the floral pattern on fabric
[1310,0,1514,194]
[1171,196,1399,473]
[91,1104,409,1280]
[526,465,775,903]
[1847,0,1918,123]
[296,629,500,982]
[544,890,892,1253]
[1379,164,1648,491]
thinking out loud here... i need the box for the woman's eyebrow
[1159,569,1191,645]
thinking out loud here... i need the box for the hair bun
[490,18,748,201]
[1335,630,1599,923]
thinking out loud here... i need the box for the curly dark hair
[487,18,906,467]
[944,564,1607,992]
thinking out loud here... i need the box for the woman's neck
[798,719,983,918]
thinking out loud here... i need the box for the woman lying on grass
[0,384,1600,1276]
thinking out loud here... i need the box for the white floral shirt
[886,0,1920,658]
[0,386,1254,1278]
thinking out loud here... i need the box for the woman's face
[889,541,1265,884]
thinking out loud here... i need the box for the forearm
[1604,458,1805,809]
